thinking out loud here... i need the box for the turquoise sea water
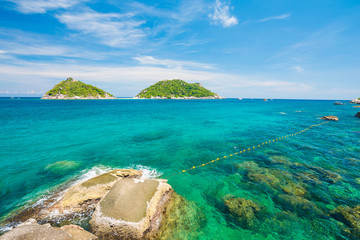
[0,98,359,239]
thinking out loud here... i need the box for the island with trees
[134,79,223,99]
[41,78,116,99]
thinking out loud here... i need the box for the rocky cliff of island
[351,98,360,104]
[134,79,223,99]
[42,78,116,99]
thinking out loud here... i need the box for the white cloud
[269,24,346,62]
[257,13,291,23]
[292,66,304,72]
[243,13,291,24]
[0,61,312,98]
[133,56,214,70]
[0,28,115,59]
[7,0,88,13]
[209,0,238,27]
[56,11,146,48]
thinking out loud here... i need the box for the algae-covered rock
[154,192,204,239]
[331,205,360,239]
[247,172,281,188]
[243,160,308,197]
[236,161,260,171]
[224,196,261,228]
[356,178,360,185]
[268,155,292,165]
[276,194,322,216]
[45,161,80,174]
[90,178,173,239]
[0,219,96,240]
[355,112,360,118]
[308,165,342,183]
[281,182,307,197]
[295,172,322,184]
[261,211,299,238]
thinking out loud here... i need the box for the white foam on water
[0,164,161,232]
[125,164,162,180]
[32,165,114,209]
[74,165,114,184]
[279,112,287,115]
[0,225,14,234]
[29,164,155,211]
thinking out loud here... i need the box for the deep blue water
[0,98,359,239]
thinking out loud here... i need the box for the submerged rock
[268,155,342,184]
[236,161,260,171]
[321,116,338,121]
[224,196,261,228]
[308,165,342,183]
[90,178,173,239]
[247,172,281,188]
[261,211,299,238]
[154,192,204,239]
[44,161,80,174]
[0,219,97,240]
[276,194,322,216]
[331,205,360,239]
[355,112,360,118]
[281,182,307,197]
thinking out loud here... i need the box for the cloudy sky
[0,0,359,98]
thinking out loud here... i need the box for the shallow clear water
[0,98,359,239]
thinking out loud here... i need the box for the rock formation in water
[351,98,360,104]
[1,169,180,240]
[321,116,339,121]
[224,196,261,228]
[0,219,97,240]
[331,205,360,239]
[90,178,173,239]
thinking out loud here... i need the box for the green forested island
[135,79,222,99]
[42,78,115,99]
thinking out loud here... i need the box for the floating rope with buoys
[163,121,330,179]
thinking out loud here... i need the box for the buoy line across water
[163,121,330,179]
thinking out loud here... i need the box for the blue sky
[0,0,359,99]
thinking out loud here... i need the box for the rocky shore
[41,93,116,100]
[134,95,224,99]
[0,169,177,240]
[351,98,360,104]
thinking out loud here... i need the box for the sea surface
[0,98,359,239]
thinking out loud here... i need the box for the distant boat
[238,98,242,100]
[334,101,345,105]
[264,99,268,101]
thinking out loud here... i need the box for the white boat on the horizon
[238,98,242,100]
